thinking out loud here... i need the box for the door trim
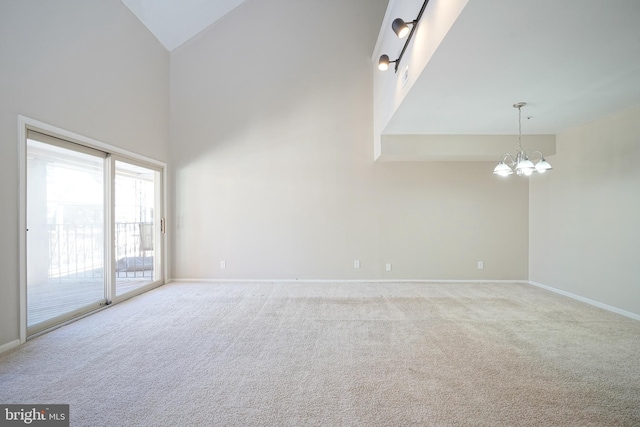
[18,115,167,344]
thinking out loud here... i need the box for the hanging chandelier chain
[518,104,522,151]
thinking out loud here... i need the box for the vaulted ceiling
[121,0,248,51]
[122,0,640,137]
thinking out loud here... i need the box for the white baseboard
[170,278,530,284]
[528,281,640,321]
[0,339,21,355]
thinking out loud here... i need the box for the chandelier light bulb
[535,158,553,173]
[493,162,513,177]
[516,158,535,173]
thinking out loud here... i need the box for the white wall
[170,0,529,281]
[530,105,640,316]
[0,0,169,348]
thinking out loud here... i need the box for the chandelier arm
[530,150,544,161]
[500,153,516,167]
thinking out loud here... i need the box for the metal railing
[47,222,154,279]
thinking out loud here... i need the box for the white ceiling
[121,0,248,51]
[122,0,640,136]
[385,0,640,135]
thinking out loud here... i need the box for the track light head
[378,54,391,71]
[392,18,412,38]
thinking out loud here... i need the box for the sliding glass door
[26,134,107,331]
[114,159,161,296]
[25,130,163,335]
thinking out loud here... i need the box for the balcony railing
[28,222,156,327]
[47,222,154,279]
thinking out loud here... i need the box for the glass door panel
[114,160,160,296]
[27,137,107,330]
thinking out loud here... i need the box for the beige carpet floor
[1,281,639,426]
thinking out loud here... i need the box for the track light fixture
[378,0,430,73]
[493,102,553,177]
[392,18,414,39]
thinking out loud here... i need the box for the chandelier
[493,102,552,177]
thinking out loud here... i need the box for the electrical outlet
[354,260,360,269]
[385,263,392,272]
[220,261,226,269]
[477,261,484,270]
[402,66,409,87]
